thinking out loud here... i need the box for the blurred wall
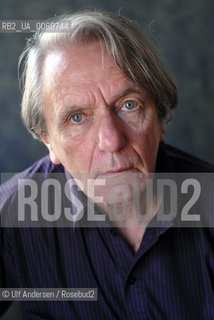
[0,0,214,173]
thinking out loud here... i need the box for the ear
[41,135,61,165]
[159,122,165,142]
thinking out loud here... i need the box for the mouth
[96,167,141,178]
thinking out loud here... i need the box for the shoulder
[0,155,65,213]
[165,143,214,173]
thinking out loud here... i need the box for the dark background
[0,1,213,318]
[0,0,214,173]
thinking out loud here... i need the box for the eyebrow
[111,87,145,103]
[56,86,146,128]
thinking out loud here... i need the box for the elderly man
[1,10,214,320]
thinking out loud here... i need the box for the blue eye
[123,100,136,110]
[71,113,83,123]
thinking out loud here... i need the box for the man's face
[41,41,164,204]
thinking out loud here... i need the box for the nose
[97,113,126,153]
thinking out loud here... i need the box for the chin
[90,172,148,205]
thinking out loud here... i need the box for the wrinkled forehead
[40,41,136,105]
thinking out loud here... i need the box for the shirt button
[128,276,137,285]
[110,228,118,236]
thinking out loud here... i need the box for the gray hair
[19,10,178,139]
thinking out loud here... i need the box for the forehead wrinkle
[54,77,142,122]
[55,83,98,111]
[43,44,145,121]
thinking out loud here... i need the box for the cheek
[125,115,161,145]
[55,132,96,172]
[126,118,161,166]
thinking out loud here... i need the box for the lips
[96,167,141,178]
